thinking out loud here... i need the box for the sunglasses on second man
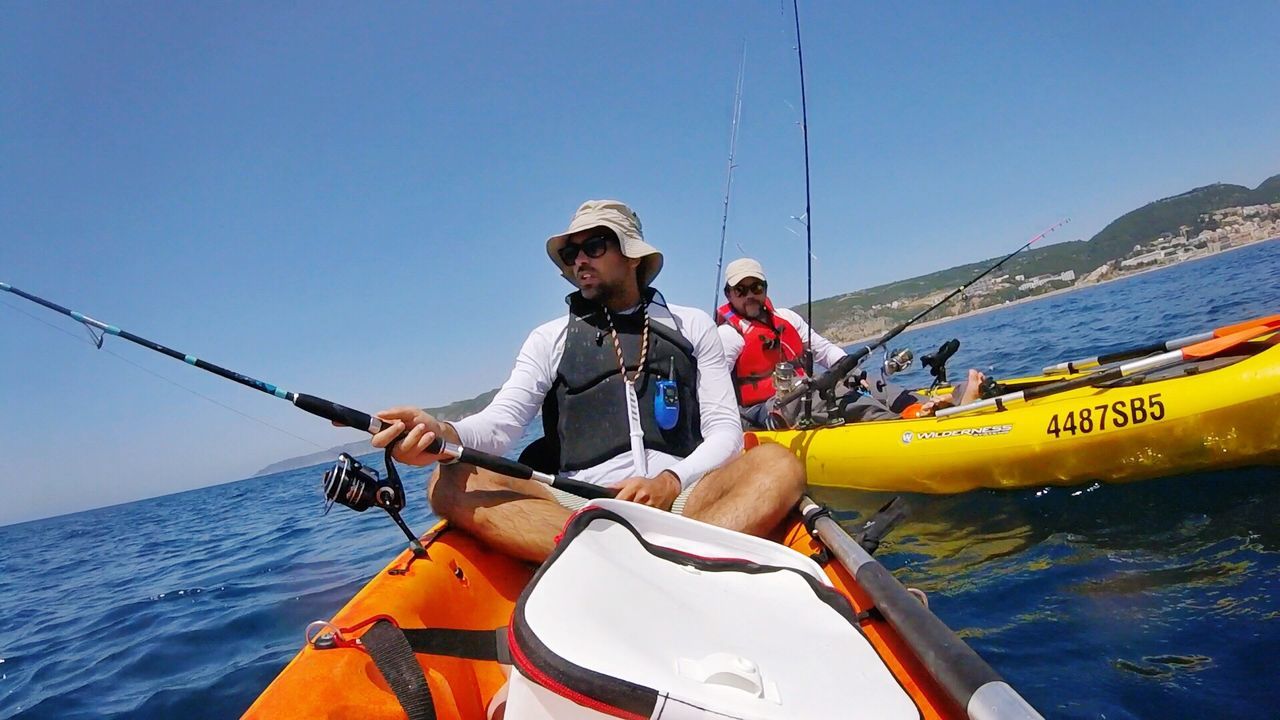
[729,280,768,297]
[557,233,617,266]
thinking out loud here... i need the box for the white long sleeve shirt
[451,296,744,490]
[717,306,847,372]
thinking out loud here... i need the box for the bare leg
[428,462,571,564]
[681,443,806,537]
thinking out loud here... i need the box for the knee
[427,464,485,524]
[747,443,807,497]
[427,465,458,520]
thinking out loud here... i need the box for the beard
[580,275,628,305]
[738,298,766,319]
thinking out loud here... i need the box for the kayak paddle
[799,497,1043,719]
[937,323,1275,418]
[1042,312,1280,375]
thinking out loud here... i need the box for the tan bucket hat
[724,257,767,287]
[546,200,664,287]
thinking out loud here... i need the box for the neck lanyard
[603,304,650,385]
[603,304,651,476]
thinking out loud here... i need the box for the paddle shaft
[1,282,614,500]
[938,323,1273,418]
[1042,313,1280,375]
[799,498,1042,719]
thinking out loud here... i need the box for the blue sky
[2,1,1278,526]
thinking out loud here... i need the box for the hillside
[1082,179,1280,266]
[806,173,1280,338]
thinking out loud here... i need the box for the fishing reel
[321,445,426,557]
[883,348,914,376]
[323,451,405,514]
[771,362,801,398]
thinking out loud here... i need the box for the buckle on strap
[307,615,510,664]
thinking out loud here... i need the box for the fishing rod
[712,41,747,314]
[791,0,817,424]
[775,218,1070,410]
[1,282,614,547]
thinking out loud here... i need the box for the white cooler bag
[502,499,919,719]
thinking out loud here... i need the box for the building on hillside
[1121,250,1167,268]
[1017,270,1076,291]
[968,274,1011,296]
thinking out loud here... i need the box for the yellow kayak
[754,337,1280,493]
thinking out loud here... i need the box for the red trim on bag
[556,505,596,546]
[506,624,647,720]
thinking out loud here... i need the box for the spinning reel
[883,347,914,376]
[322,445,426,556]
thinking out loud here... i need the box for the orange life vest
[716,300,807,406]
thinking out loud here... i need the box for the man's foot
[958,369,986,405]
[916,368,985,416]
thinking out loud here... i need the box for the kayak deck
[245,516,959,719]
[756,337,1280,493]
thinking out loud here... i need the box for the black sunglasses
[730,280,767,297]
[557,233,615,266]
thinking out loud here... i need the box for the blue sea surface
[2,240,1277,719]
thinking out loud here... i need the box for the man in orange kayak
[716,257,985,428]
[370,200,806,562]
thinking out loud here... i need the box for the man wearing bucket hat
[369,200,806,563]
[718,257,987,428]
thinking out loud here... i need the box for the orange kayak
[246,511,973,719]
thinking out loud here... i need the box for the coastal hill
[257,173,1278,474]
[809,173,1280,341]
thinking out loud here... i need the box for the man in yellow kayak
[370,200,806,563]
[716,257,985,428]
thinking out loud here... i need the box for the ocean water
[1,239,1277,719]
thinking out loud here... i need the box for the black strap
[400,627,511,665]
[361,620,437,720]
[802,503,833,537]
[802,504,834,564]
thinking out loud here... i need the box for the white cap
[724,257,766,287]
[546,200,663,287]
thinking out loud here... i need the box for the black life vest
[540,290,702,472]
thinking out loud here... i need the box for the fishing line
[4,281,617,556]
[0,298,328,451]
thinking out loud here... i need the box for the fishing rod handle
[776,346,872,408]
[424,439,617,500]
[293,393,384,434]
